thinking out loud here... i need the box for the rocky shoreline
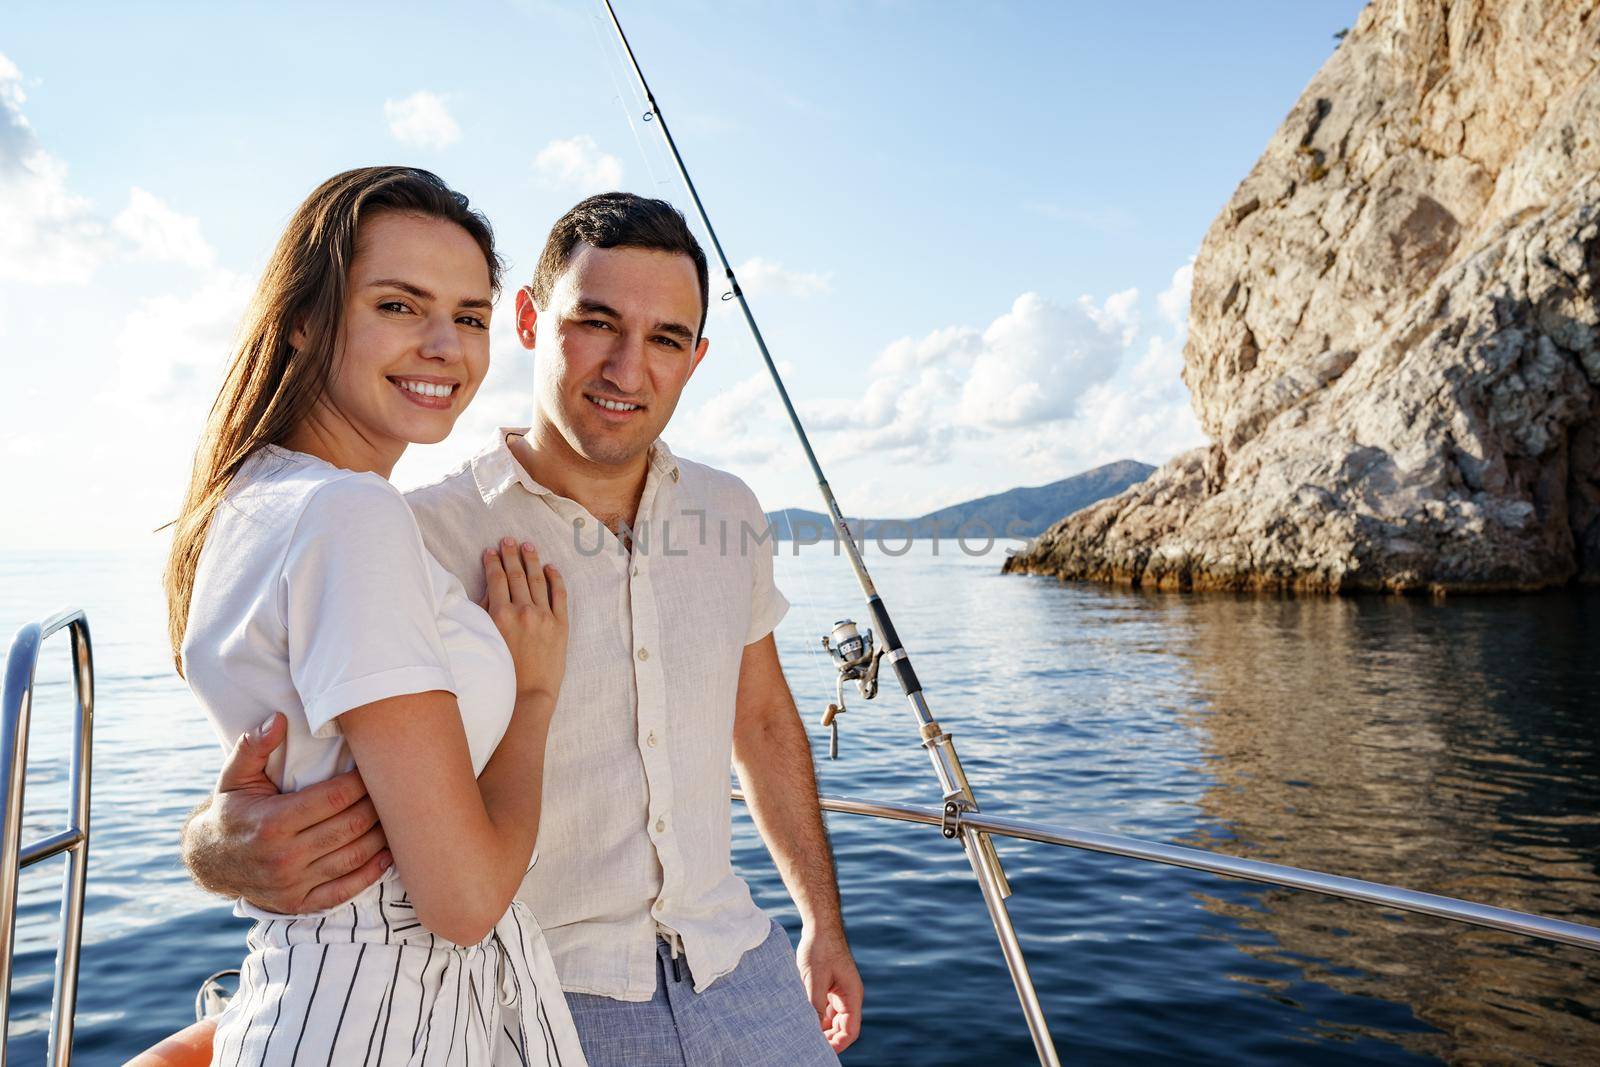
[1006,0,1599,594]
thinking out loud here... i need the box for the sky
[0,0,1367,550]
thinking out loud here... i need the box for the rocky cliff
[1005,0,1600,593]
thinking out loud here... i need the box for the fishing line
[584,3,843,695]
[595,5,1061,1061]
[586,8,671,194]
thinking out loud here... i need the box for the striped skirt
[209,877,587,1066]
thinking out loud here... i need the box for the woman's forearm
[474,697,554,873]
[422,700,554,940]
[342,692,551,945]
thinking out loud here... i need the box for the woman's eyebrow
[366,277,434,300]
[366,277,491,310]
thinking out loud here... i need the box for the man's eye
[584,319,613,330]
[654,336,683,349]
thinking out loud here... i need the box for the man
[182,193,862,1065]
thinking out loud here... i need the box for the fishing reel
[819,619,885,760]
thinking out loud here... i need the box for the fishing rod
[599,4,1061,1063]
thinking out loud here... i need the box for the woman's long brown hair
[163,166,503,674]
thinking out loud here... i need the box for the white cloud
[716,266,1202,502]
[113,187,214,268]
[734,257,832,298]
[0,56,223,284]
[114,268,252,401]
[670,367,791,467]
[534,135,623,194]
[384,91,461,150]
[872,325,983,377]
[957,290,1133,428]
[1082,287,1140,346]
[1025,335,1202,474]
[1157,258,1194,327]
[800,327,975,462]
[1009,263,1204,477]
[0,53,111,284]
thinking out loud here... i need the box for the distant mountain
[766,459,1155,541]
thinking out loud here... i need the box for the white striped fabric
[210,877,587,1066]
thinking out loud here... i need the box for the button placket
[631,463,685,911]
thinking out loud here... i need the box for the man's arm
[181,713,392,913]
[732,634,863,1054]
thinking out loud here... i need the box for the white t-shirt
[183,445,514,793]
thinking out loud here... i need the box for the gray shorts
[563,919,841,1067]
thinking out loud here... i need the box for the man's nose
[601,332,647,394]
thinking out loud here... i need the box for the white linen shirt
[405,429,789,1000]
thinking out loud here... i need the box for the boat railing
[0,609,95,1067]
[734,791,1600,956]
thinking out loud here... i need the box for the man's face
[520,243,707,468]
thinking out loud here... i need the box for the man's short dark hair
[532,192,710,337]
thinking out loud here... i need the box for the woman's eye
[458,314,488,330]
[584,319,613,331]
[379,300,413,314]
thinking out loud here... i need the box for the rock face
[1006,0,1600,592]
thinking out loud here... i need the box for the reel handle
[821,702,843,760]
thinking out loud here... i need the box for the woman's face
[316,211,493,461]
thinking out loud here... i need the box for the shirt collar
[470,426,680,507]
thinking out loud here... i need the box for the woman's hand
[482,538,568,712]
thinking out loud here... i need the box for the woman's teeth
[395,378,456,398]
[589,396,640,411]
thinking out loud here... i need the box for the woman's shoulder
[224,446,413,534]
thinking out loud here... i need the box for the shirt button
[637,647,649,661]
[646,731,658,747]
[575,516,586,528]
[655,816,666,833]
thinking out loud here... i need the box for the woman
[165,166,587,1065]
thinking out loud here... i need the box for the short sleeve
[282,475,457,738]
[740,484,790,645]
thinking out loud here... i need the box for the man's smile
[585,392,645,419]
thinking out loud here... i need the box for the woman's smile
[390,374,462,410]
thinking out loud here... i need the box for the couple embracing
[167,167,860,1066]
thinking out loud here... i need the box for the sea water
[2,544,1597,1064]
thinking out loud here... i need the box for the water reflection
[1176,592,1600,1063]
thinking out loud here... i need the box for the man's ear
[687,335,710,379]
[515,287,539,351]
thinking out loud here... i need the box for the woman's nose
[419,313,464,362]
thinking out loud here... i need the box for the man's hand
[734,635,864,1053]
[181,713,391,913]
[797,924,863,1054]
